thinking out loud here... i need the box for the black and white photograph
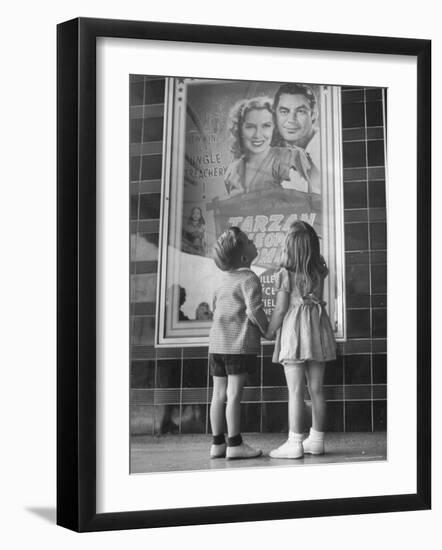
[1,0,438,545]
[129,75,387,474]
[53,12,432,535]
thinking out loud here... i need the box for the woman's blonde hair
[227,96,274,159]
[280,221,326,293]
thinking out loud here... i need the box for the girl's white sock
[309,427,325,440]
[288,431,304,442]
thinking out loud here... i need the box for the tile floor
[130,432,386,474]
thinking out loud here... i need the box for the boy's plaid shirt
[209,268,268,354]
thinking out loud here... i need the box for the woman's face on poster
[275,93,314,146]
[241,108,274,155]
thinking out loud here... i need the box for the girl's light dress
[272,267,337,364]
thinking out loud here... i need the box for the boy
[209,227,268,459]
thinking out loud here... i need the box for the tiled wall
[129,77,387,435]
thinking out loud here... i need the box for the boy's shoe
[302,436,324,455]
[210,443,227,458]
[226,442,262,460]
[269,439,303,459]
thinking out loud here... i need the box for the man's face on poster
[275,93,315,148]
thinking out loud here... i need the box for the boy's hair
[280,221,326,293]
[212,227,245,271]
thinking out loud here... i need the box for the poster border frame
[56,17,431,532]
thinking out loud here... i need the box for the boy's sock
[212,433,226,445]
[227,433,243,447]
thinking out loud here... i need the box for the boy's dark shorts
[209,354,258,377]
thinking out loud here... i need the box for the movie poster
[157,78,344,345]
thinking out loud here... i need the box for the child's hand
[264,330,275,340]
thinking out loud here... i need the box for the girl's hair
[212,226,245,271]
[280,221,326,293]
[227,96,273,159]
[188,206,205,226]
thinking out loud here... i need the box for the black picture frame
[57,17,431,532]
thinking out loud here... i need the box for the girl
[265,221,336,458]
[224,96,311,196]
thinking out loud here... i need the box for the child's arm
[242,274,268,335]
[265,291,289,339]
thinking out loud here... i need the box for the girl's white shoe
[302,436,325,455]
[269,439,303,459]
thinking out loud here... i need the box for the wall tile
[130,118,143,143]
[130,80,145,106]
[372,339,387,353]
[324,356,344,385]
[327,402,344,432]
[131,233,159,262]
[369,181,386,208]
[141,155,163,180]
[370,222,387,250]
[130,195,138,220]
[346,263,370,295]
[372,308,387,338]
[365,88,383,101]
[373,354,387,383]
[263,356,286,386]
[343,141,366,168]
[261,403,288,433]
[344,355,371,384]
[131,273,157,303]
[246,358,262,387]
[345,223,369,251]
[143,117,164,141]
[183,358,208,388]
[367,140,385,166]
[181,404,207,434]
[130,156,141,181]
[366,101,383,126]
[347,309,371,338]
[371,264,387,294]
[345,401,372,431]
[130,405,154,435]
[156,359,181,388]
[154,404,180,434]
[341,89,364,103]
[145,79,166,104]
[132,316,155,345]
[139,193,161,219]
[344,181,367,209]
[371,294,387,307]
[241,403,261,432]
[131,360,155,388]
[347,295,371,308]
[373,401,387,431]
[342,102,365,128]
